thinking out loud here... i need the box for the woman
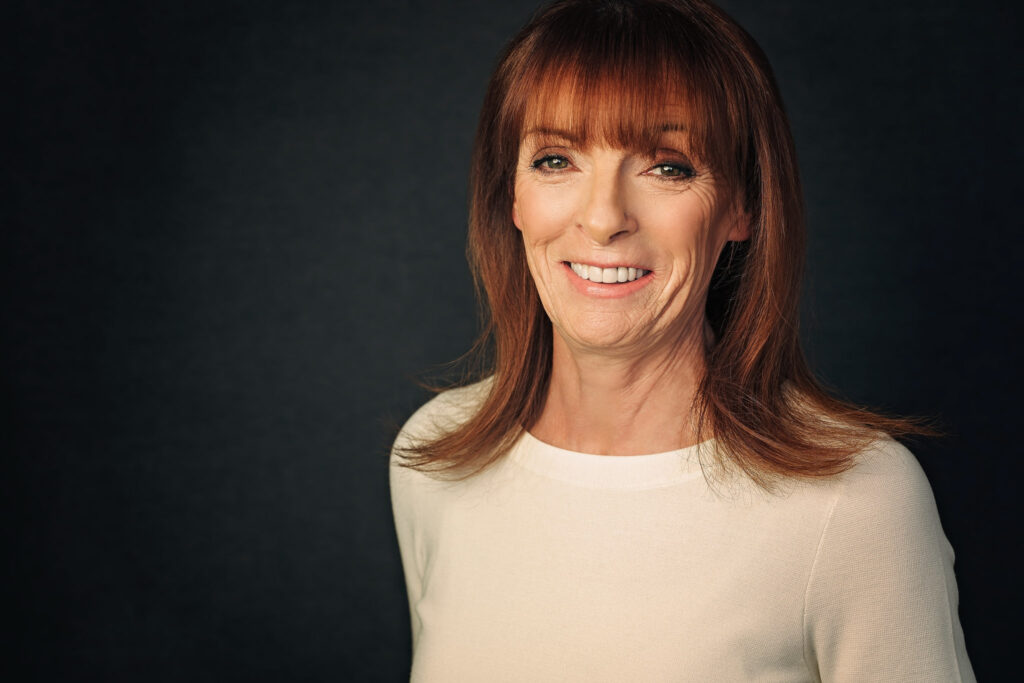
[391,0,974,680]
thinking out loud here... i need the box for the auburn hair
[397,0,928,487]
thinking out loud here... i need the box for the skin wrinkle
[398,0,937,484]
[512,112,749,456]
[394,1,972,673]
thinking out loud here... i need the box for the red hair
[398,0,929,487]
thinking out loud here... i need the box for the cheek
[513,181,578,243]
[512,187,561,242]
[645,197,721,282]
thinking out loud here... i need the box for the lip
[562,261,653,298]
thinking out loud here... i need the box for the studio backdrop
[9,0,1020,680]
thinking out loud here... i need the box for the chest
[410,476,831,682]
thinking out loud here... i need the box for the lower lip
[563,263,653,298]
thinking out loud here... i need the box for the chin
[555,321,638,350]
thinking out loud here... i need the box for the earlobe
[728,216,751,242]
[512,201,523,231]
[727,208,752,242]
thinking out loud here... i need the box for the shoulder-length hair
[398,0,927,487]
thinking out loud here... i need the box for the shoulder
[389,378,494,495]
[803,444,973,679]
[391,377,493,456]
[828,438,943,536]
[846,437,931,487]
[807,437,953,596]
[389,378,494,533]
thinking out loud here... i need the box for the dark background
[8,0,1020,680]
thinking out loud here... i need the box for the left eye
[649,163,694,178]
[532,155,570,170]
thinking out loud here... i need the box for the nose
[577,162,636,244]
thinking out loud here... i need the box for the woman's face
[512,115,749,357]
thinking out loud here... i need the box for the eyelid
[650,146,694,162]
[529,142,571,157]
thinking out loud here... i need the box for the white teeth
[568,262,648,283]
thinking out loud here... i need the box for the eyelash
[529,154,697,181]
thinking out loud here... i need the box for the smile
[567,262,650,284]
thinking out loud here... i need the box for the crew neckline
[508,429,711,490]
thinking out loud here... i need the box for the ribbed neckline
[508,430,710,490]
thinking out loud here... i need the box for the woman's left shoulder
[802,439,975,680]
[830,438,943,529]
[804,437,954,610]
[842,437,934,491]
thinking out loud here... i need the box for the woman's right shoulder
[389,378,493,512]
[391,377,493,459]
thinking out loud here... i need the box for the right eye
[531,155,570,171]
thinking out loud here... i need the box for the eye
[647,162,696,179]
[531,155,571,171]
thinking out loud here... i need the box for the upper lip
[564,259,648,269]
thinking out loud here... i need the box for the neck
[530,320,710,456]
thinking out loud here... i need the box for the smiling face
[512,112,750,359]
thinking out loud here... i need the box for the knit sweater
[390,382,974,682]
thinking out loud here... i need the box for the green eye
[653,163,692,177]
[533,155,569,170]
[657,164,680,176]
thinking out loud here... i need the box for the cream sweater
[390,383,974,682]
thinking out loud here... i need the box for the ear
[725,198,751,242]
[727,212,751,242]
[511,199,523,232]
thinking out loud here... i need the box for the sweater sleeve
[388,381,492,653]
[803,440,974,682]
[390,448,424,651]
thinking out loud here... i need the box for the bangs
[520,65,705,160]
[504,0,742,179]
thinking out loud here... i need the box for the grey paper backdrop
[8,0,1020,680]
